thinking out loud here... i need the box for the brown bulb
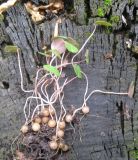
[52,135,57,141]
[48,119,56,128]
[58,142,64,149]
[32,123,40,132]
[20,125,29,134]
[42,117,49,124]
[57,129,64,138]
[62,144,69,152]
[41,108,50,117]
[65,114,73,123]
[49,141,58,150]
[82,106,90,114]
[59,121,66,129]
[34,117,41,124]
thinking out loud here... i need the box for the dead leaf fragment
[31,12,45,23]
[49,0,64,11]
[24,0,64,23]
[24,3,45,23]
[0,0,18,14]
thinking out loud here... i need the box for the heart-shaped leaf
[43,65,60,77]
[128,81,135,98]
[51,38,66,54]
[73,64,82,79]
[66,37,80,49]
[65,41,79,53]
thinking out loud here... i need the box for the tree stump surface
[0,0,138,159]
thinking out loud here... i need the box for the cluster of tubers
[20,105,90,152]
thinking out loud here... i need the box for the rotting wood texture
[0,0,138,159]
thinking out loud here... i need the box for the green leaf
[73,64,82,79]
[85,49,90,64]
[43,65,60,77]
[4,45,18,53]
[56,36,79,48]
[128,81,135,98]
[53,36,79,53]
[65,37,80,50]
[95,20,112,27]
[64,41,79,53]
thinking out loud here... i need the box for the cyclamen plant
[11,19,134,159]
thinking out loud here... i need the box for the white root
[17,49,33,93]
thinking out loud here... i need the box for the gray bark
[0,0,138,159]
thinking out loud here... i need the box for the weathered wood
[0,0,138,159]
